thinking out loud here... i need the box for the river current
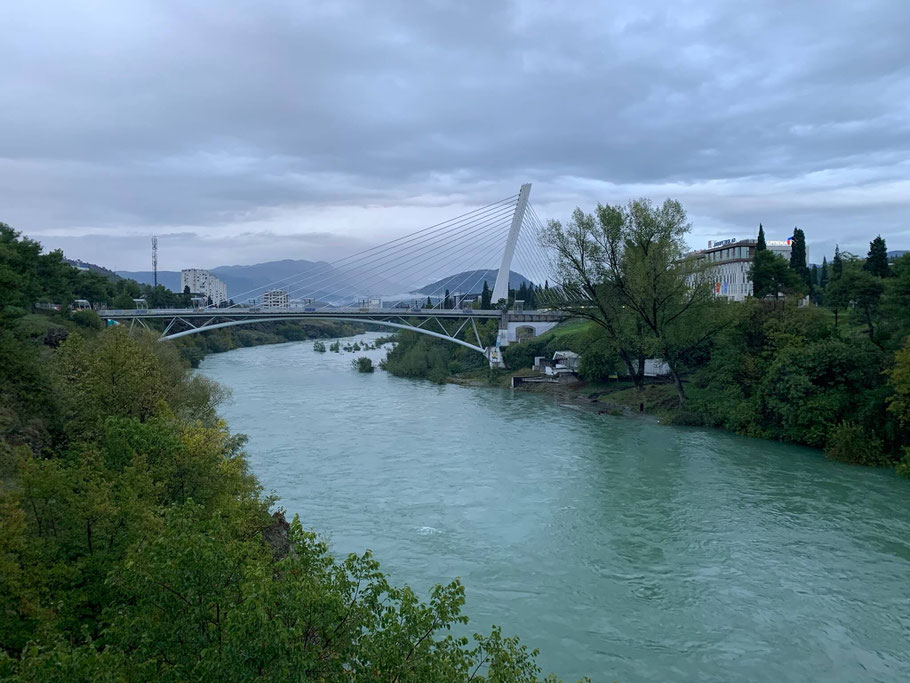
[199,332,910,682]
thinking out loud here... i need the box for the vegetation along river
[198,332,910,682]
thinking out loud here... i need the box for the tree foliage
[481,280,492,309]
[788,227,810,292]
[751,247,802,299]
[542,199,727,404]
[865,235,890,278]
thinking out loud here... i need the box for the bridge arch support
[160,315,488,355]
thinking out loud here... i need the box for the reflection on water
[200,333,910,682]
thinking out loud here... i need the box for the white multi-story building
[690,237,805,302]
[262,290,289,308]
[180,269,227,306]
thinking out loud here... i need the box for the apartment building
[180,269,227,305]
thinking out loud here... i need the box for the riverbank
[381,312,910,475]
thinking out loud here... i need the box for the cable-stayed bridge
[103,184,565,367]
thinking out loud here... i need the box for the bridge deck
[100,307,565,322]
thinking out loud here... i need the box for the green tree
[541,208,649,389]
[443,289,451,310]
[750,224,772,298]
[879,254,910,344]
[832,245,843,279]
[517,282,528,305]
[0,223,43,318]
[865,235,889,278]
[820,257,829,290]
[111,291,135,309]
[887,339,910,420]
[425,295,432,308]
[788,228,810,292]
[545,198,725,404]
[480,280,492,309]
[751,249,802,299]
[825,257,884,339]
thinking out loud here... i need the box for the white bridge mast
[491,183,531,305]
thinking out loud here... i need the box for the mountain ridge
[412,269,532,296]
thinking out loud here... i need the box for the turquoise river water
[198,332,910,682]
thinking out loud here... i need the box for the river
[198,332,910,682]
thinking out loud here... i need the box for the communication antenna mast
[151,236,158,287]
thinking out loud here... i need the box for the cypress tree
[425,295,432,308]
[750,224,770,296]
[811,264,819,287]
[832,245,843,279]
[865,235,889,277]
[789,227,809,289]
[480,280,491,309]
[820,257,829,289]
[443,289,451,309]
[518,282,528,303]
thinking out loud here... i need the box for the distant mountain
[119,259,409,304]
[888,250,908,260]
[412,270,531,296]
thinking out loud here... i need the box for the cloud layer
[2,0,908,269]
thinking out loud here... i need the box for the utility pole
[151,236,158,287]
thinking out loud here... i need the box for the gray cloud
[1,0,908,269]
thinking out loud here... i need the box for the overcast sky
[2,0,908,271]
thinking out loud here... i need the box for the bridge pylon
[490,183,531,304]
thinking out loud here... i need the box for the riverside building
[690,237,804,302]
[180,269,227,306]
[262,289,290,308]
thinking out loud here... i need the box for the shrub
[312,341,326,352]
[578,346,618,382]
[825,421,888,466]
[353,356,374,373]
[71,309,103,330]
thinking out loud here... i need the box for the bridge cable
[211,194,518,309]
[295,204,517,306]
[411,221,516,308]
[303,212,515,309]
[318,216,514,310]
[244,201,517,307]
